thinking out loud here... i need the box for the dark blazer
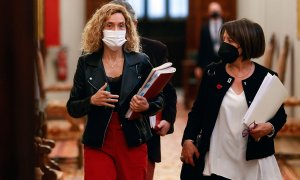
[197,22,222,68]
[141,37,177,162]
[67,50,164,148]
[181,61,287,179]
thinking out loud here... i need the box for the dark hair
[109,0,137,21]
[219,18,265,60]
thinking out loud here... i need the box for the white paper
[149,115,156,128]
[243,73,288,126]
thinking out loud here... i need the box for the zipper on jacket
[88,80,99,91]
[87,80,115,147]
[100,108,114,147]
[101,64,143,146]
[135,121,143,144]
[135,64,141,79]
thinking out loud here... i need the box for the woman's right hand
[90,83,119,108]
[180,140,200,167]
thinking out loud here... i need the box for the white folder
[243,73,288,126]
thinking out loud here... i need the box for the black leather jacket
[67,50,164,148]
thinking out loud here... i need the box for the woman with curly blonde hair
[67,3,164,180]
[81,3,140,53]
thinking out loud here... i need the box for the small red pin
[216,84,223,89]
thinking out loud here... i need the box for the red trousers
[84,112,148,180]
[146,160,155,180]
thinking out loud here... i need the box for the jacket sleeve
[66,57,92,118]
[267,104,287,137]
[160,45,177,134]
[162,82,177,134]
[181,69,209,144]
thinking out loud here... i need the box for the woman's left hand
[155,120,171,136]
[250,122,273,141]
[130,95,149,113]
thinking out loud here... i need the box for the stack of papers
[125,62,176,120]
[243,73,288,126]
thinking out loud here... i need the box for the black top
[107,74,122,112]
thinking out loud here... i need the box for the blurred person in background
[194,2,224,82]
[110,1,177,180]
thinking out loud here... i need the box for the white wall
[61,0,85,83]
[45,0,85,100]
[237,0,300,117]
[46,0,85,83]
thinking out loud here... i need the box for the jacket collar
[86,50,105,92]
[85,49,141,67]
[206,61,233,90]
[119,52,142,105]
[85,50,102,67]
[209,61,263,87]
[86,49,142,106]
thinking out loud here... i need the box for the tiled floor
[48,89,300,180]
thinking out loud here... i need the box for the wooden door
[0,0,35,179]
[86,0,110,20]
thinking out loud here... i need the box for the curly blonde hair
[81,3,140,53]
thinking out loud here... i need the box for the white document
[243,73,288,126]
[149,115,157,128]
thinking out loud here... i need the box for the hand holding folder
[125,62,176,120]
[243,73,288,126]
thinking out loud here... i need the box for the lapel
[119,52,142,106]
[208,62,233,100]
[85,50,143,106]
[205,62,233,131]
[86,51,106,91]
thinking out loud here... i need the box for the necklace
[105,58,118,69]
[228,62,254,78]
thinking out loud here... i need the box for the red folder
[125,62,176,120]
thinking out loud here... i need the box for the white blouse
[203,88,282,180]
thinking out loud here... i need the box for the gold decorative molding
[37,0,44,40]
[298,0,300,39]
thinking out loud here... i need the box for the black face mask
[218,42,239,64]
[210,11,221,19]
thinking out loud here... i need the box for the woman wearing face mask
[180,18,286,180]
[67,3,164,180]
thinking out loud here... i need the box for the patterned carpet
[47,89,300,180]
